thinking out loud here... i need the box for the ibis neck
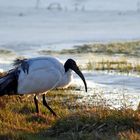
[64,65,69,72]
[57,70,73,88]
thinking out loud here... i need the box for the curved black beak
[72,66,87,92]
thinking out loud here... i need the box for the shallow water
[0,8,140,56]
[74,71,140,109]
[0,8,140,108]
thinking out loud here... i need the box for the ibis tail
[0,69,19,96]
[0,58,28,96]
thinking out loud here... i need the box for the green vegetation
[79,41,140,56]
[84,59,140,74]
[0,49,15,55]
[0,91,140,140]
[73,40,140,56]
[38,41,140,57]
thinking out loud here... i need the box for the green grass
[0,91,140,140]
[84,59,140,74]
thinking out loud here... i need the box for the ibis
[0,57,87,116]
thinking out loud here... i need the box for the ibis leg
[42,94,57,117]
[34,95,39,113]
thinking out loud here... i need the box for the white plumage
[0,56,87,116]
[18,57,72,94]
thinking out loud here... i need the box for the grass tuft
[0,91,140,140]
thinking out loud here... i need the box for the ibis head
[64,59,87,92]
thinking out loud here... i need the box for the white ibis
[0,57,87,116]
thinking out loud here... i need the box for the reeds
[84,59,140,74]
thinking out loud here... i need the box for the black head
[64,59,87,92]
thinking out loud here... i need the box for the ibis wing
[18,68,62,94]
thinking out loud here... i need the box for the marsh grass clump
[0,49,16,58]
[0,90,140,140]
[84,59,140,74]
[0,49,13,55]
[38,41,140,60]
[95,60,133,73]
[45,108,140,140]
[85,61,94,70]
[85,41,140,56]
